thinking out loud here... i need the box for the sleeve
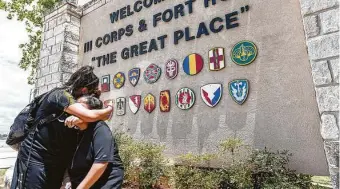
[47,89,75,111]
[92,122,114,163]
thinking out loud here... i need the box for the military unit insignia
[160,90,171,112]
[144,64,162,84]
[209,47,225,71]
[113,72,125,89]
[175,87,195,110]
[165,59,179,80]
[101,75,110,92]
[129,95,141,114]
[229,79,249,105]
[144,93,156,113]
[231,40,257,66]
[200,84,222,107]
[183,53,204,76]
[116,97,126,116]
[104,99,114,120]
[128,68,140,87]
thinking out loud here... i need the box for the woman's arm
[64,103,113,122]
[76,162,108,189]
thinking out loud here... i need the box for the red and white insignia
[209,47,225,71]
[165,59,178,80]
[101,75,110,92]
[129,95,141,114]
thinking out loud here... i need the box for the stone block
[49,52,62,64]
[57,4,68,13]
[324,141,339,168]
[321,114,339,140]
[55,33,65,44]
[52,73,61,83]
[41,66,50,76]
[37,77,45,87]
[57,14,71,25]
[316,86,339,112]
[45,9,58,21]
[303,15,320,38]
[39,86,48,95]
[65,31,79,45]
[44,23,48,32]
[54,24,65,35]
[62,52,78,65]
[307,33,339,60]
[52,43,62,54]
[65,24,80,35]
[46,37,56,47]
[48,83,57,91]
[40,47,51,58]
[63,42,78,53]
[45,74,52,83]
[310,60,332,85]
[300,0,338,15]
[320,9,339,34]
[62,73,72,82]
[44,29,54,39]
[330,59,339,83]
[49,63,59,73]
[40,57,49,67]
[48,18,57,30]
[70,15,80,27]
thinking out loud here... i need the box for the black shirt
[69,121,123,188]
[18,89,79,188]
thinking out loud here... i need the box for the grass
[311,176,332,188]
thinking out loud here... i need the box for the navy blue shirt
[69,121,123,188]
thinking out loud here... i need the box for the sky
[0,10,32,133]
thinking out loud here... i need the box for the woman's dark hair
[81,96,103,110]
[63,66,99,98]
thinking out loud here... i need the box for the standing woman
[11,66,113,189]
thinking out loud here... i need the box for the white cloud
[0,11,32,133]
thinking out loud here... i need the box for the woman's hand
[65,116,83,128]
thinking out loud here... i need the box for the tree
[0,0,58,84]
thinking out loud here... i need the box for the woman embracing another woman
[11,66,114,189]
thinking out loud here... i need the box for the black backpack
[6,89,58,150]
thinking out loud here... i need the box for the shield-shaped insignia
[144,93,156,113]
[144,64,161,84]
[128,68,140,87]
[101,75,110,92]
[165,59,178,80]
[104,99,114,120]
[200,84,222,107]
[229,79,249,105]
[160,90,170,112]
[175,87,195,110]
[129,95,141,114]
[116,97,126,116]
[231,41,257,66]
[209,47,225,71]
[113,72,125,89]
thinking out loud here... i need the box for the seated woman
[67,96,124,189]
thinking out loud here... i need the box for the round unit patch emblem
[175,87,195,110]
[144,64,162,84]
[113,72,125,89]
[183,53,204,76]
[231,40,257,66]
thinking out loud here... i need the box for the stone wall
[35,1,81,95]
[299,0,339,188]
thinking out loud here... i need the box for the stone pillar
[299,0,339,188]
[35,1,81,95]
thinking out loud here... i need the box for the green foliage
[114,131,168,189]
[114,132,313,189]
[0,0,58,84]
[171,153,221,189]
